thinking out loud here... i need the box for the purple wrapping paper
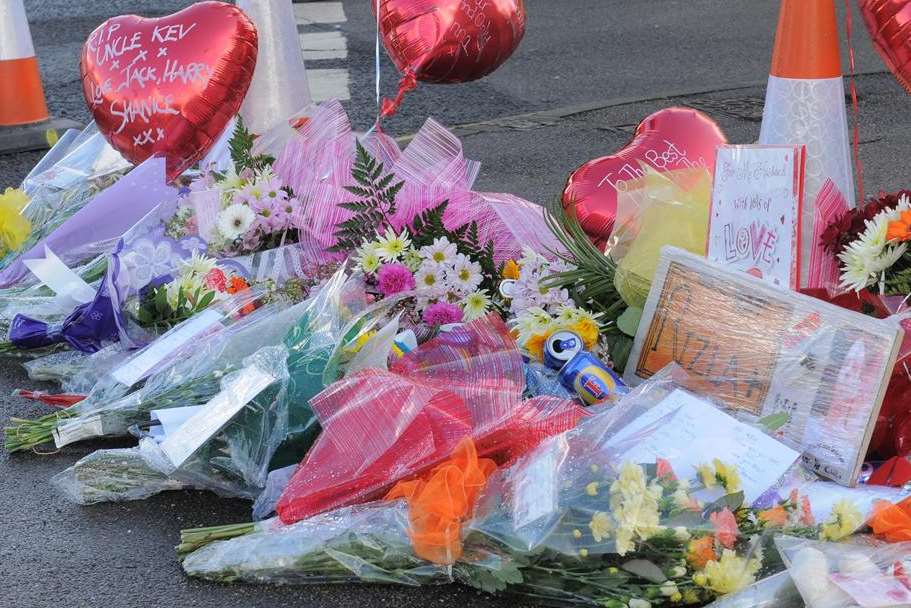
[0,157,177,288]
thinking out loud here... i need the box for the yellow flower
[585,481,600,497]
[697,463,716,488]
[699,549,759,595]
[820,499,864,541]
[578,548,589,558]
[0,187,31,255]
[713,459,742,493]
[572,529,582,539]
[572,318,600,350]
[589,511,613,542]
[524,332,548,361]
[609,462,661,556]
[501,259,520,280]
[682,589,700,604]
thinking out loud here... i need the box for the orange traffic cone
[0,0,80,153]
[759,0,855,289]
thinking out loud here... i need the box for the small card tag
[53,414,105,448]
[109,308,224,387]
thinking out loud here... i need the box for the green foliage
[408,200,500,292]
[329,140,405,254]
[459,557,524,594]
[137,284,217,332]
[228,116,275,175]
[542,198,625,322]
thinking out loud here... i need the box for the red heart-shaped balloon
[562,107,727,245]
[378,0,526,84]
[860,0,911,94]
[81,1,257,181]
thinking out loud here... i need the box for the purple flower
[376,263,415,296]
[422,301,463,326]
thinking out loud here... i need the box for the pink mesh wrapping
[807,179,849,291]
[275,314,585,524]
[272,102,563,265]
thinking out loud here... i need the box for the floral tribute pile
[2,99,911,608]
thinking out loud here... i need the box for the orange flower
[501,259,521,280]
[869,497,911,543]
[572,319,600,350]
[758,504,788,527]
[686,536,717,570]
[887,210,911,242]
[524,333,547,361]
[226,275,250,294]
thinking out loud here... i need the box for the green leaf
[702,491,745,517]
[197,290,216,310]
[621,559,667,583]
[616,306,642,337]
[758,412,791,432]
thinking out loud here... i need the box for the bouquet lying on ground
[179,365,876,608]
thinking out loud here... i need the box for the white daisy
[838,212,908,291]
[448,256,483,293]
[216,203,256,240]
[420,237,457,265]
[462,290,492,321]
[178,249,217,278]
[219,166,246,192]
[375,227,411,261]
[355,242,382,274]
[414,262,444,292]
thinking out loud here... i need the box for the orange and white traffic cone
[759,0,855,289]
[0,0,80,153]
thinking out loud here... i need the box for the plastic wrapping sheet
[275,314,584,524]
[53,346,290,504]
[0,122,130,278]
[22,344,128,391]
[702,571,802,608]
[272,101,561,265]
[776,536,911,608]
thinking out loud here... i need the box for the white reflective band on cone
[759,74,855,288]
[0,0,36,60]
[237,0,313,134]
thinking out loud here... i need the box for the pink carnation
[710,508,740,549]
[422,301,463,326]
[377,263,415,296]
[204,268,227,292]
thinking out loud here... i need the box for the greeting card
[707,145,805,289]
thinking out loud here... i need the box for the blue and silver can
[543,330,584,370]
[558,351,626,405]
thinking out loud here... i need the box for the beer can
[558,351,625,405]
[543,330,584,370]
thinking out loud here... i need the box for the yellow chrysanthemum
[0,187,31,255]
[820,499,864,541]
[697,463,716,488]
[713,459,742,493]
[501,259,521,280]
[589,511,613,543]
[699,549,759,595]
[572,318,600,350]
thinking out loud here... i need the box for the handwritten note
[606,388,800,502]
[708,145,804,288]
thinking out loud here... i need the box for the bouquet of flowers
[178,365,871,608]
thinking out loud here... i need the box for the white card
[606,388,801,502]
[708,145,804,289]
[109,308,224,387]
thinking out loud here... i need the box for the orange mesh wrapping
[386,437,496,565]
[869,497,911,543]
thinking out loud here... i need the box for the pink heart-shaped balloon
[562,107,727,245]
[860,0,911,94]
[80,1,258,181]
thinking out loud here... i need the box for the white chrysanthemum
[178,249,217,278]
[420,237,457,265]
[219,166,246,191]
[449,256,483,293]
[402,248,424,272]
[216,203,256,240]
[462,290,492,321]
[511,307,553,343]
[375,227,411,261]
[838,211,908,291]
[356,244,382,274]
[415,262,444,292]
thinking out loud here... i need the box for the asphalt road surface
[2,1,911,607]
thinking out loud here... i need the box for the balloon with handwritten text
[562,107,727,246]
[377,0,526,117]
[80,1,258,182]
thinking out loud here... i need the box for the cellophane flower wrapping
[274,313,585,525]
[269,100,562,266]
[0,123,130,278]
[50,270,365,503]
[775,535,911,608]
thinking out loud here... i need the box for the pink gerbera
[204,268,227,292]
[422,301,463,326]
[376,263,416,296]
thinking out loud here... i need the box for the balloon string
[845,0,865,204]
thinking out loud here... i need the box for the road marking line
[308,68,350,102]
[299,31,347,60]
[293,1,346,25]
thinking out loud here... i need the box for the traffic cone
[759,0,855,289]
[0,0,81,153]
[237,0,313,135]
